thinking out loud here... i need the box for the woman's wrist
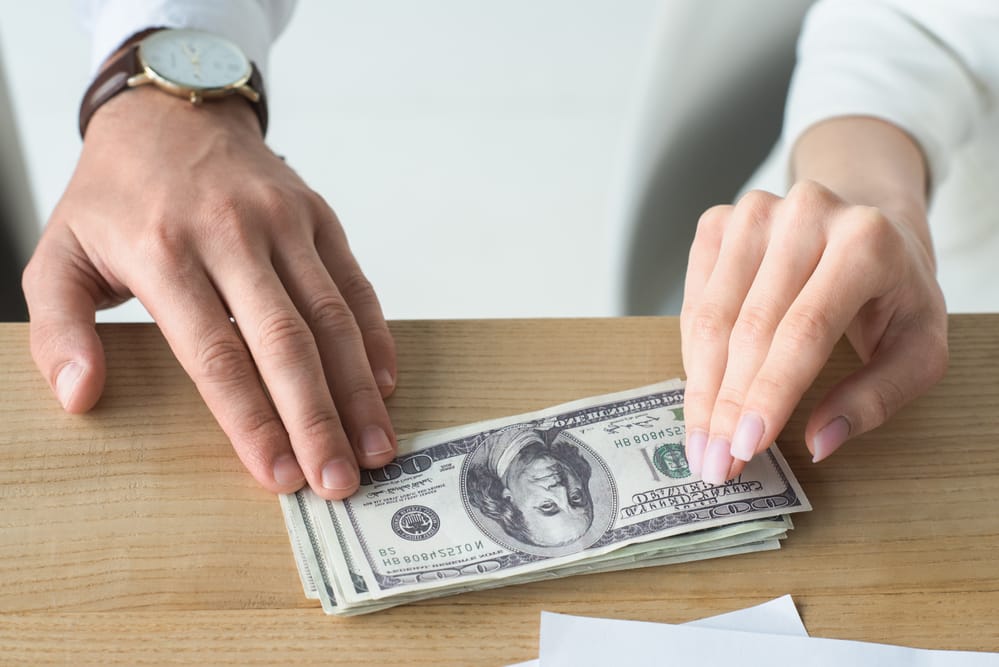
[791,116,935,271]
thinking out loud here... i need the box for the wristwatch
[78,28,268,138]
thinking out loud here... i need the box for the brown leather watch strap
[78,45,141,138]
[247,63,268,137]
[78,41,269,139]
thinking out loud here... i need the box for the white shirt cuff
[79,0,295,80]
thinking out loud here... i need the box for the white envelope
[507,594,806,667]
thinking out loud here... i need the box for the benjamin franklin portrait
[462,426,615,556]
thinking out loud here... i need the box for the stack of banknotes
[280,380,811,615]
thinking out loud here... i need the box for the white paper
[538,608,999,666]
[683,594,807,637]
[505,594,806,667]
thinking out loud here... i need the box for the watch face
[139,29,250,90]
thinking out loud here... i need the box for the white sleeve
[783,0,999,190]
[76,0,298,79]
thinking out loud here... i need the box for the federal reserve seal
[653,442,690,479]
[390,505,441,541]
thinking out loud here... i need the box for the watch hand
[181,42,200,65]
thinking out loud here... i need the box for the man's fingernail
[812,416,852,463]
[730,412,765,462]
[701,436,733,486]
[322,458,359,491]
[56,362,83,409]
[375,368,395,390]
[685,430,708,477]
[273,454,305,487]
[361,426,394,458]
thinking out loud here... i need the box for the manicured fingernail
[375,368,395,390]
[273,453,305,487]
[361,426,394,458]
[702,436,733,486]
[812,416,852,463]
[730,412,765,462]
[56,362,83,409]
[685,430,708,476]
[322,459,359,491]
[701,436,732,485]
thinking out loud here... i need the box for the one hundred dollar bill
[280,380,811,614]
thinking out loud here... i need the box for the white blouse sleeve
[76,0,298,79]
[783,0,999,190]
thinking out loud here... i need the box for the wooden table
[1,317,997,665]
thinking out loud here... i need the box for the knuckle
[29,321,67,376]
[781,180,835,227]
[21,257,43,296]
[680,385,714,412]
[232,413,287,468]
[341,380,384,411]
[314,207,347,243]
[869,376,907,425]
[781,304,832,352]
[240,408,285,441]
[911,329,949,388]
[339,271,381,312]
[257,185,295,222]
[749,372,789,405]
[360,323,396,360]
[693,205,731,251]
[926,337,950,384]
[256,310,314,360]
[696,205,731,235]
[731,304,776,348]
[138,219,188,266]
[780,180,840,231]
[786,179,833,205]
[305,290,355,333]
[688,302,730,344]
[306,190,337,221]
[296,408,342,441]
[209,202,259,255]
[848,207,902,261]
[713,386,746,416]
[211,194,243,222]
[781,190,813,224]
[194,328,252,384]
[734,189,777,225]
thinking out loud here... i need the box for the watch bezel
[136,28,253,99]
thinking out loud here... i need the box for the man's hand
[681,118,949,485]
[23,87,397,500]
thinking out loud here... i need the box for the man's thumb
[22,246,107,413]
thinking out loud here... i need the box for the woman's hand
[681,118,948,485]
[23,87,397,500]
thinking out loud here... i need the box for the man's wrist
[85,84,262,145]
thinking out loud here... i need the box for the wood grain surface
[1,316,997,665]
